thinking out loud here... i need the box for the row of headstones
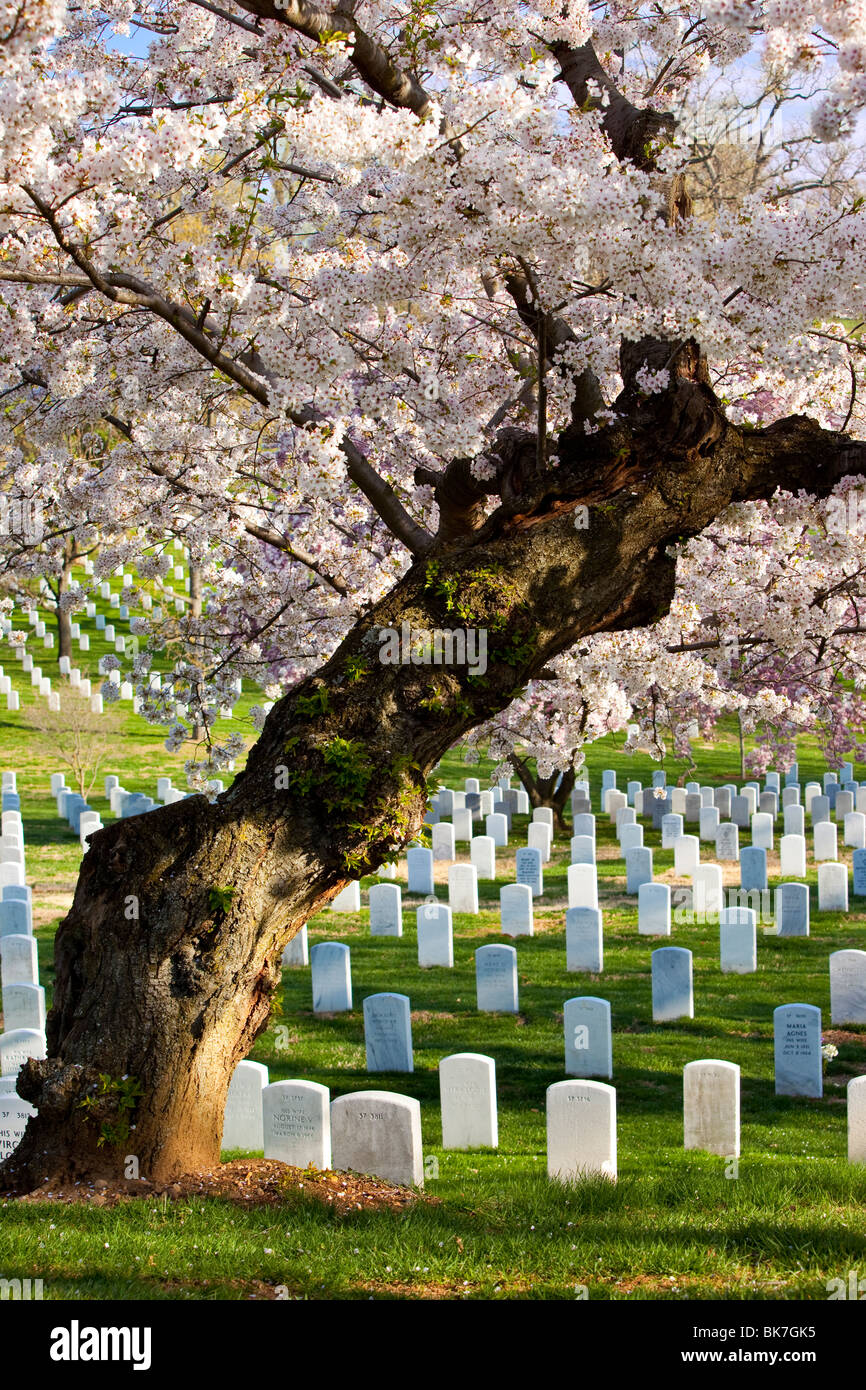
[357,844,855,938]
[222,1055,866,1191]
[1,774,26,883]
[595,761,860,801]
[309,878,822,976]
[323,867,832,969]
[4,585,190,714]
[433,792,866,877]
[0,885,44,1163]
[572,807,864,938]
[428,762,862,842]
[0,795,44,1045]
[0,611,62,712]
[3,539,195,713]
[603,839,854,913]
[288,928,866,1040]
[45,772,207,849]
[427,787,865,903]
[223,1053,497,1180]
[429,802,529,857]
[0,787,45,1041]
[606,796,866,860]
[2,626,129,712]
[405,802,861,926]
[567,801,859,923]
[603,783,866,824]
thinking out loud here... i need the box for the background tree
[21,694,125,798]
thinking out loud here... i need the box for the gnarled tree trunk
[2,353,864,1192]
[512,755,576,835]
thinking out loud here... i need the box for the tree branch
[231,0,436,120]
[17,190,434,558]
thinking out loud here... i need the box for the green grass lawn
[1,712,865,1299]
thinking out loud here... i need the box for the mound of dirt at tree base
[4,1159,434,1213]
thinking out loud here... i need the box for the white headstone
[692,864,723,920]
[818,862,848,912]
[814,820,838,862]
[699,806,720,842]
[527,821,551,863]
[500,883,533,938]
[281,924,308,968]
[719,907,757,974]
[638,882,671,936]
[448,863,479,914]
[830,949,866,1024]
[330,1090,423,1187]
[363,992,413,1072]
[546,1080,616,1182]
[515,847,543,897]
[774,1003,822,1098]
[849,1075,866,1164]
[407,847,434,896]
[775,882,810,937]
[432,822,456,862]
[453,808,473,843]
[780,833,806,877]
[652,947,694,1021]
[222,1059,268,1151]
[369,882,403,936]
[570,835,596,865]
[417,902,453,967]
[439,1053,497,1150]
[0,934,38,987]
[1,983,45,1031]
[565,907,603,973]
[684,1060,740,1157]
[486,812,508,847]
[311,942,352,1013]
[263,1080,331,1168]
[567,863,598,910]
[674,835,699,875]
[475,944,518,1013]
[751,811,773,850]
[844,811,866,849]
[564,996,612,1078]
[471,835,496,879]
[625,846,652,894]
[662,814,684,849]
[330,881,361,912]
[714,822,739,862]
[0,1026,46,1078]
[0,1092,36,1162]
[619,823,644,856]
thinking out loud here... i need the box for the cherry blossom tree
[2,0,866,1187]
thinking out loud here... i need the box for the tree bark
[512,755,575,835]
[2,362,865,1191]
[189,561,206,742]
[56,555,73,661]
